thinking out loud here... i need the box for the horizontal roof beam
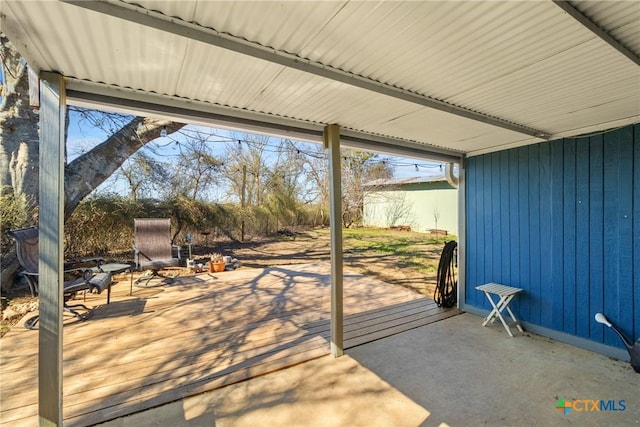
[64,0,549,140]
[553,0,640,66]
[339,129,463,163]
[65,79,462,164]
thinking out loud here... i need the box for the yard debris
[2,299,38,323]
[277,228,296,237]
[226,258,241,270]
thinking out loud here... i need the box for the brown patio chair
[133,218,181,287]
[6,226,112,329]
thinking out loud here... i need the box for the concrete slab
[98,354,429,427]
[98,313,640,427]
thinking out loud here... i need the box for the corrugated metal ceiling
[572,0,640,54]
[1,0,638,158]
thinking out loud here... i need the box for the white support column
[456,158,466,309]
[324,124,343,357]
[38,71,66,426]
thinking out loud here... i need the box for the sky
[66,107,446,199]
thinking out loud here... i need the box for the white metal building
[363,176,458,235]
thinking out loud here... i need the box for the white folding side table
[475,283,524,337]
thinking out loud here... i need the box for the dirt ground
[1,229,446,336]
[202,229,442,300]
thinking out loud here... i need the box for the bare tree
[384,192,414,228]
[262,140,308,230]
[1,35,186,219]
[341,150,393,228]
[0,34,40,212]
[297,143,329,225]
[223,133,270,205]
[117,152,169,201]
[0,35,186,287]
[433,207,441,236]
[63,114,184,219]
[162,131,223,201]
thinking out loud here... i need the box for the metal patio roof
[1,0,639,160]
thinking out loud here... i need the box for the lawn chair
[133,218,181,287]
[6,226,112,329]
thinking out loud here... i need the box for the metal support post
[38,71,66,426]
[324,124,343,357]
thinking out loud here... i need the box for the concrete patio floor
[99,313,639,427]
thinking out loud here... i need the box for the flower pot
[209,261,226,272]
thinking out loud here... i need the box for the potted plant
[208,253,226,273]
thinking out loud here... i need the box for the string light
[160,126,168,137]
[149,127,447,170]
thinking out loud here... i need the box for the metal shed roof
[1,0,638,159]
[365,175,449,188]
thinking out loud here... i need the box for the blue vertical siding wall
[465,124,639,351]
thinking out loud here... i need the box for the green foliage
[65,195,142,256]
[0,186,32,253]
[65,195,222,256]
[63,194,325,257]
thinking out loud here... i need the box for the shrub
[0,186,33,254]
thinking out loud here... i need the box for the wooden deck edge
[65,344,331,427]
[345,309,462,349]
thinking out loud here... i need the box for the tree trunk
[64,119,184,219]
[1,34,187,289]
[0,34,40,211]
[0,251,19,291]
